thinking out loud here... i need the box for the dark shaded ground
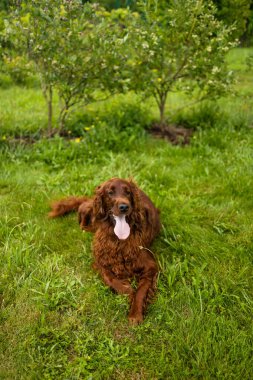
[150,123,193,145]
[4,123,194,146]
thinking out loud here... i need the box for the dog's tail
[48,196,88,218]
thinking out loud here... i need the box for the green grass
[0,48,253,379]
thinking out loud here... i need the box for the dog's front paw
[128,313,143,325]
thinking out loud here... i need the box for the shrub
[65,94,152,151]
[173,102,225,129]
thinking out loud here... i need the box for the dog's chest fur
[93,227,144,278]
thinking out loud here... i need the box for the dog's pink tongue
[113,215,130,240]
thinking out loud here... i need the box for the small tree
[6,0,114,134]
[126,0,236,129]
[6,2,57,133]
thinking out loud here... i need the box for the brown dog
[49,178,160,324]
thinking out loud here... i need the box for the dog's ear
[128,179,143,226]
[93,185,106,220]
[128,179,140,208]
[78,200,95,232]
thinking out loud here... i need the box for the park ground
[0,48,253,379]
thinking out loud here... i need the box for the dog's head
[93,178,141,239]
[93,178,136,217]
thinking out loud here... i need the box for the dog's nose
[119,203,129,213]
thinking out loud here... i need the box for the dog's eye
[125,190,131,196]
[108,190,114,196]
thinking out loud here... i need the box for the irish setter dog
[49,178,160,324]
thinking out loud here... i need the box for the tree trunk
[59,104,69,133]
[41,82,54,137]
[47,86,53,136]
[158,92,167,134]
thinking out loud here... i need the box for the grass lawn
[0,48,253,379]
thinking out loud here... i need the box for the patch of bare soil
[150,123,193,145]
[7,136,37,144]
